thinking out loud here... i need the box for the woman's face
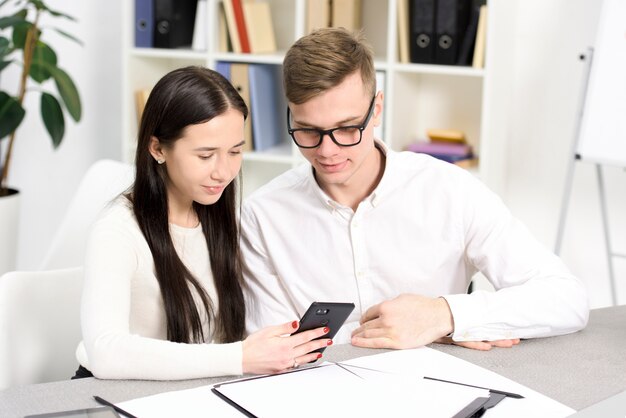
[151,108,245,208]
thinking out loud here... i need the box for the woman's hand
[242,320,332,374]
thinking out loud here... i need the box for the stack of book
[406,129,477,168]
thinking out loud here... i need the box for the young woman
[73,66,330,380]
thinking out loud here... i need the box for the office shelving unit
[121,0,515,197]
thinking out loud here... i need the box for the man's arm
[351,294,520,350]
[352,170,588,350]
[444,173,589,341]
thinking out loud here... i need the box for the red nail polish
[323,327,330,334]
[327,339,333,346]
[292,320,298,329]
[317,353,322,359]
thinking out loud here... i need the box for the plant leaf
[50,27,83,46]
[29,41,57,82]
[0,15,28,30]
[47,65,81,122]
[12,21,33,49]
[30,0,77,21]
[0,60,12,71]
[0,91,26,139]
[40,92,65,147]
[0,36,10,57]
[45,8,77,21]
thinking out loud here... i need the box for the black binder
[455,2,481,65]
[154,0,198,49]
[434,0,471,65]
[409,0,436,64]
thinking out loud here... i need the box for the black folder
[455,1,481,65]
[434,0,471,65]
[409,0,436,64]
[154,0,198,49]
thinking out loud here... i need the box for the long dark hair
[133,66,247,344]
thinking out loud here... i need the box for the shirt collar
[304,140,398,212]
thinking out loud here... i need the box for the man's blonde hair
[283,27,376,104]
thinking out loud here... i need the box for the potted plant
[0,0,81,273]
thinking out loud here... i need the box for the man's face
[288,72,383,194]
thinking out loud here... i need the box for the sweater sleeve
[79,203,243,380]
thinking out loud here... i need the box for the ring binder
[154,0,198,49]
[434,0,471,65]
[410,0,436,64]
[134,0,154,48]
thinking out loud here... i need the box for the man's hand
[351,294,454,349]
[435,336,521,351]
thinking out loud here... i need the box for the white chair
[41,159,135,270]
[0,267,83,389]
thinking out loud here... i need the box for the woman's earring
[157,159,165,165]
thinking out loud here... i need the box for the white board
[577,0,626,167]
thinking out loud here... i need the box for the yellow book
[472,5,488,69]
[397,0,410,63]
[331,0,362,31]
[243,2,277,54]
[134,89,151,125]
[306,0,331,33]
[453,157,479,170]
[222,0,241,53]
[426,128,466,144]
[217,1,230,52]
[230,64,254,152]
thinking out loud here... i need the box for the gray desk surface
[1,305,625,417]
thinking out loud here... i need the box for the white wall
[2,1,624,310]
[0,0,122,269]
[502,0,625,308]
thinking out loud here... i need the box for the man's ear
[373,91,384,127]
[149,136,164,162]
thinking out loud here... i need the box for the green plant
[0,0,81,196]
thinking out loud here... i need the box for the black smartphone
[293,302,355,355]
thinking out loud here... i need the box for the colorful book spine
[406,141,472,157]
[231,0,251,53]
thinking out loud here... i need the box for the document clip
[452,392,507,418]
[424,376,523,418]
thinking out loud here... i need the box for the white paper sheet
[117,385,242,418]
[342,348,575,417]
[117,347,575,417]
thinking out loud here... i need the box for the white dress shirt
[241,144,589,344]
[76,197,242,379]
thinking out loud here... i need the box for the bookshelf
[122,0,514,197]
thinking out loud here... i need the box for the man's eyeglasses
[287,96,376,149]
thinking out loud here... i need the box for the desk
[1,305,624,417]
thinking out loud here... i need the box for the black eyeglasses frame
[286,96,377,149]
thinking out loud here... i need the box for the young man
[241,28,588,351]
